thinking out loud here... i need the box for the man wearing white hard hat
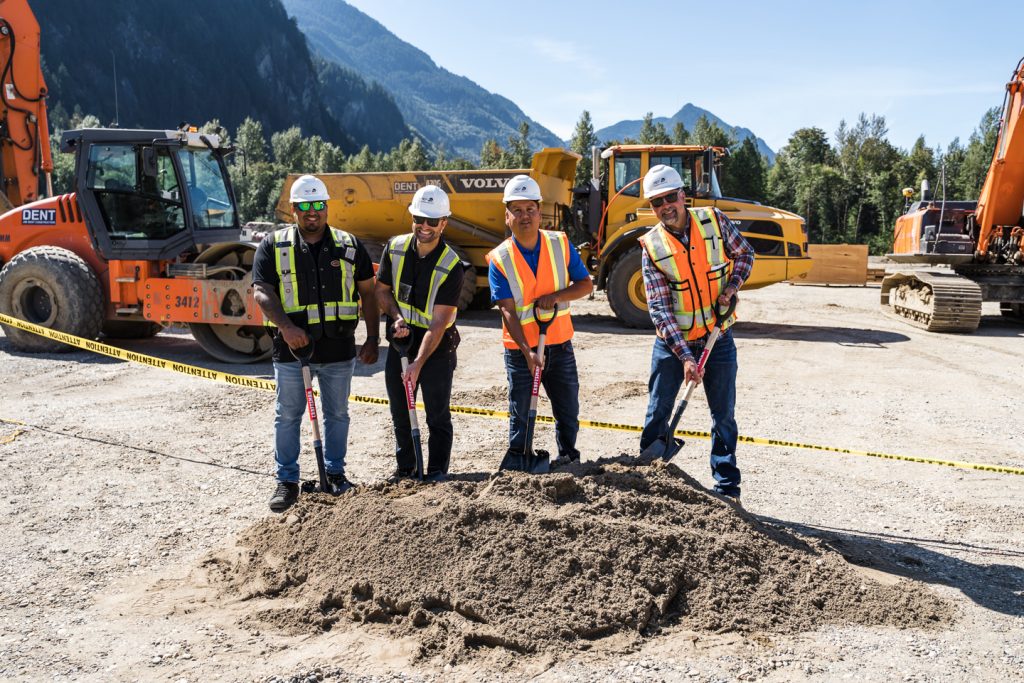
[637,164,754,503]
[375,184,465,482]
[487,174,593,470]
[252,174,380,512]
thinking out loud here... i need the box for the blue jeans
[504,340,581,459]
[640,332,741,496]
[273,358,354,483]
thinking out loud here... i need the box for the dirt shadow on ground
[756,518,1024,617]
[732,322,911,346]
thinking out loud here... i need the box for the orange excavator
[881,57,1024,332]
[0,0,271,362]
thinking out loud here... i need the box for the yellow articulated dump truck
[277,145,811,327]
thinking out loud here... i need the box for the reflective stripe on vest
[388,233,460,329]
[639,208,736,340]
[267,226,359,327]
[486,230,574,348]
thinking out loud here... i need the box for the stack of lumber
[866,266,887,283]
[790,244,870,285]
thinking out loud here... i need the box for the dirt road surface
[2,281,1022,682]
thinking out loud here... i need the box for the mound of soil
[210,459,951,663]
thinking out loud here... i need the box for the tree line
[50,107,1000,254]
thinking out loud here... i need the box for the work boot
[269,481,299,513]
[423,470,448,483]
[551,452,581,469]
[326,471,353,495]
[388,467,416,483]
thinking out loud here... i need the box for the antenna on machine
[111,50,119,127]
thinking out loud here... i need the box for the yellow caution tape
[3,311,1023,477]
[0,416,26,444]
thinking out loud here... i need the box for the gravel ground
[1,280,1022,682]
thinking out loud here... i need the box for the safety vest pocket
[668,279,696,332]
[705,262,729,298]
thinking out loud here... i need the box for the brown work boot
[269,482,299,512]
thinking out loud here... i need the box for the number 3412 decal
[175,295,200,308]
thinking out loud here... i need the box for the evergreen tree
[569,110,599,186]
[638,112,671,145]
[727,137,767,202]
[672,122,690,145]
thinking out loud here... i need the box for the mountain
[35,0,409,152]
[281,0,563,160]
[596,104,776,164]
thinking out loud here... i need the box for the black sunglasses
[649,192,680,209]
[295,200,326,212]
[412,215,443,227]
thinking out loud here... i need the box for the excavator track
[879,270,982,333]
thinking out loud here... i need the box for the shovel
[392,334,425,481]
[290,341,333,494]
[640,296,737,462]
[500,304,558,474]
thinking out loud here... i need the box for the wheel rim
[627,269,648,312]
[13,278,57,325]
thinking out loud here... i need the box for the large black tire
[0,246,104,352]
[606,246,654,329]
[102,320,162,339]
[362,240,386,269]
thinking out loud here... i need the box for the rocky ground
[1,279,1022,682]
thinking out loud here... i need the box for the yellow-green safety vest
[388,233,460,329]
[266,226,359,327]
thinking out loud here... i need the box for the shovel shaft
[299,361,329,492]
[399,354,424,480]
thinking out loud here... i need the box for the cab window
[650,154,693,193]
[613,154,641,197]
[177,149,237,230]
[85,144,185,241]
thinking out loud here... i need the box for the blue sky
[344,0,1023,154]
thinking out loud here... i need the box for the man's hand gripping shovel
[499,304,558,474]
[392,334,425,481]
[290,342,342,495]
[640,296,737,462]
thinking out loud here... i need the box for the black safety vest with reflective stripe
[387,233,460,329]
[266,226,359,333]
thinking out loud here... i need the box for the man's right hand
[683,358,704,385]
[281,325,310,350]
[392,318,410,339]
[525,349,544,376]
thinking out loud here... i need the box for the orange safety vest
[638,207,737,341]
[487,230,574,349]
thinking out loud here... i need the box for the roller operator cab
[0,127,273,363]
[573,145,812,328]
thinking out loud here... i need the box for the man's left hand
[535,293,560,311]
[358,338,379,364]
[717,285,737,308]
[402,359,422,388]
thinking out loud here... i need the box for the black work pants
[385,341,456,474]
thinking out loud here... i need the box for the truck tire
[102,320,162,339]
[606,246,654,329]
[0,246,104,352]
[362,240,386,269]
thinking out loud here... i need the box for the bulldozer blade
[640,436,684,462]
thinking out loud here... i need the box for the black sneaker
[423,470,448,483]
[269,481,299,512]
[326,471,353,495]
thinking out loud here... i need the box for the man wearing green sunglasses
[252,175,380,512]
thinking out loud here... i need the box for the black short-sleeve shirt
[377,236,464,354]
[252,227,374,364]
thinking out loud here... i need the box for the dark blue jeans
[640,331,741,496]
[504,340,581,459]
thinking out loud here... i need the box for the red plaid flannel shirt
[641,208,754,362]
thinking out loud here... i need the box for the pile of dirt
[209,460,952,663]
[449,384,508,409]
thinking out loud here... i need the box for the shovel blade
[499,447,551,474]
[640,436,684,461]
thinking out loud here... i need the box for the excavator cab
[61,128,240,260]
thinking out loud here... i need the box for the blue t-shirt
[488,234,590,303]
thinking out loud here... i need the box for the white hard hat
[289,174,330,202]
[503,174,542,203]
[408,185,451,219]
[643,164,684,199]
